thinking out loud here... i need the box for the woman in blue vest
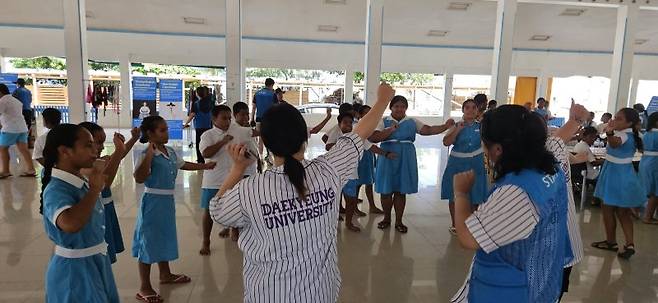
[370,95,454,233]
[640,112,658,224]
[592,108,645,259]
[451,105,572,303]
[441,99,488,234]
[184,86,214,163]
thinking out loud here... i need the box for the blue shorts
[343,179,359,198]
[200,188,219,209]
[0,132,28,147]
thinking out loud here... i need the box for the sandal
[642,219,658,225]
[136,293,164,303]
[617,244,635,260]
[160,274,191,284]
[591,240,618,252]
[377,220,391,229]
[448,226,457,236]
[0,173,12,179]
[395,224,408,234]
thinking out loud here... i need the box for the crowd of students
[5,78,656,302]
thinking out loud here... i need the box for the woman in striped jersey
[209,83,395,303]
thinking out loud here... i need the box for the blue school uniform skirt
[200,188,219,209]
[357,150,375,185]
[343,179,359,198]
[46,254,119,303]
[132,193,178,264]
[441,153,488,204]
[639,155,658,197]
[375,142,418,195]
[594,161,646,207]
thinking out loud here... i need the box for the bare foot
[346,223,361,232]
[199,241,210,255]
[355,209,367,217]
[218,228,230,238]
[369,207,384,214]
[230,228,239,242]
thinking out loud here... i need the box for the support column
[490,0,517,104]
[63,0,89,123]
[0,49,6,73]
[119,54,132,129]
[608,4,639,113]
[225,0,243,106]
[344,69,354,104]
[628,76,639,107]
[535,74,549,102]
[364,0,384,105]
[443,73,454,120]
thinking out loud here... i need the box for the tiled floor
[0,133,657,302]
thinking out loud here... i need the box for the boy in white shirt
[572,126,603,181]
[32,108,62,166]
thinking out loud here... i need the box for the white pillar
[63,0,89,123]
[0,49,6,73]
[535,74,549,102]
[344,69,354,104]
[490,0,517,104]
[443,73,454,121]
[225,0,243,106]
[628,76,639,107]
[608,4,639,113]
[119,54,132,129]
[364,0,384,105]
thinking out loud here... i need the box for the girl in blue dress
[79,122,140,264]
[41,124,119,303]
[133,116,216,303]
[640,112,658,224]
[441,99,488,234]
[356,105,384,214]
[592,108,645,259]
[370,95,455,233]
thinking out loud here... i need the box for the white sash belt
[382,139,414,144]
[644,151,658,156]
[101,197,113,205]
[606,154,633,164]
[55,242,107,258]
[450,148,484,158]
[144,188,175,195]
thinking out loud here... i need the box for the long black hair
[40,124,86,214]
[139,116,166,144]
[619,108,643,152]
[196,86,212,113]
[481,105,557,181]
[260,103,309,198]
[648,112,658,132]
[389,95,408,109]
[79,121,104,136]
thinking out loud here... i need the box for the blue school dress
[132,146,181,264]
[42,169,119,303]
[594,130,646,207]
[357,149,375,186]
[101,188,124,264]
[375,117,419,195]
[440,122,488,204]
[468,169,571,303]
[639,130,658,197]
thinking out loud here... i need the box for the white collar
[153,146,171,159]
[618,128,633,133]
[386,115,412,123]
[51,168,87,189]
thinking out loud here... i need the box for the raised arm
[310,108,333,135]
[419,119,455,136]
[353,83,395,140]
[554,100,588,143]
[134,143,155,184]
[442,122,464,146]
[56,163,105,233]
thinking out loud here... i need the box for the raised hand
[130,127,141,140]
[569,100,589,123]
[378,82,395,103]
[445,118,456,128]
[87,160,107,193]
[227,144,255,168]
[113,133,127,156]
[145,142,156,158]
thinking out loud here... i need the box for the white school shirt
[209,132,364,303]
[199,124,257,189]
[451,136,584,303]
[0,95,28,133]
[573,141,599,180]
[596,123,608,134]
[32,129,49,160]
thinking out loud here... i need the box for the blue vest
[469,169,571,303]
[254,88,275,119]
[144,147,179,190]
[383,117,417,142]
[193,100,213,129]
[452,121,482,153]
[607,131,637,158]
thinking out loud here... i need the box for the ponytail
[632,127,643,153]
[40,124,84,214]
[283,154,307,198]
[39,157,55,214]
[619,108,643,153]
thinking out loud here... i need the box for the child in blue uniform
[326,112,396,232]
[370,95,454,233]
[640,112,658,224]
[356,105,384,214]
[592,108,645,259]
[451,105,571,303]
[41,124,119,303]
[79,122,140,263]
[133,116,216,302]
[441,99,487,235]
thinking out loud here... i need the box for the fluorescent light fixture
[560,8,586,16]
[530,35,551,41]
[448,2,471,10]
[325,0,347,4]
[635,38,648,45]
[85,11,95,18]
[317,25,339,32]
[183,17,206,25]
[427,30,449,37]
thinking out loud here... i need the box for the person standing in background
[0,84,36,178]
[582,112,597,128]
[597,113,612,134]
[633,103,649,130]
[251,78,278,156]
[185,86,214,163]
[12,78,33,138]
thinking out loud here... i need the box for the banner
[648,96,658,115]
[0,73,18,93]
[132,76,157,128]
[159,79,184,140]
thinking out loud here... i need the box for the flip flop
[591,240,618,252]
[0,173,11,179]
[377,220,391,230]
[617,245,635,260]
[135,293,164,303]
[160,274,191,284]
[395,224,408,234]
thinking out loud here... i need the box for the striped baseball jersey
[209,132,364,303]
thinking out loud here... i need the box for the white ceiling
[2,0,658,52]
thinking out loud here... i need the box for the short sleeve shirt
[33,130,49,160]
[0,95,29,133]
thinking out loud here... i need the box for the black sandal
[394,224,408,234]
[617,244,635,259]
[377,220,391,229]
[591,240,618,252]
